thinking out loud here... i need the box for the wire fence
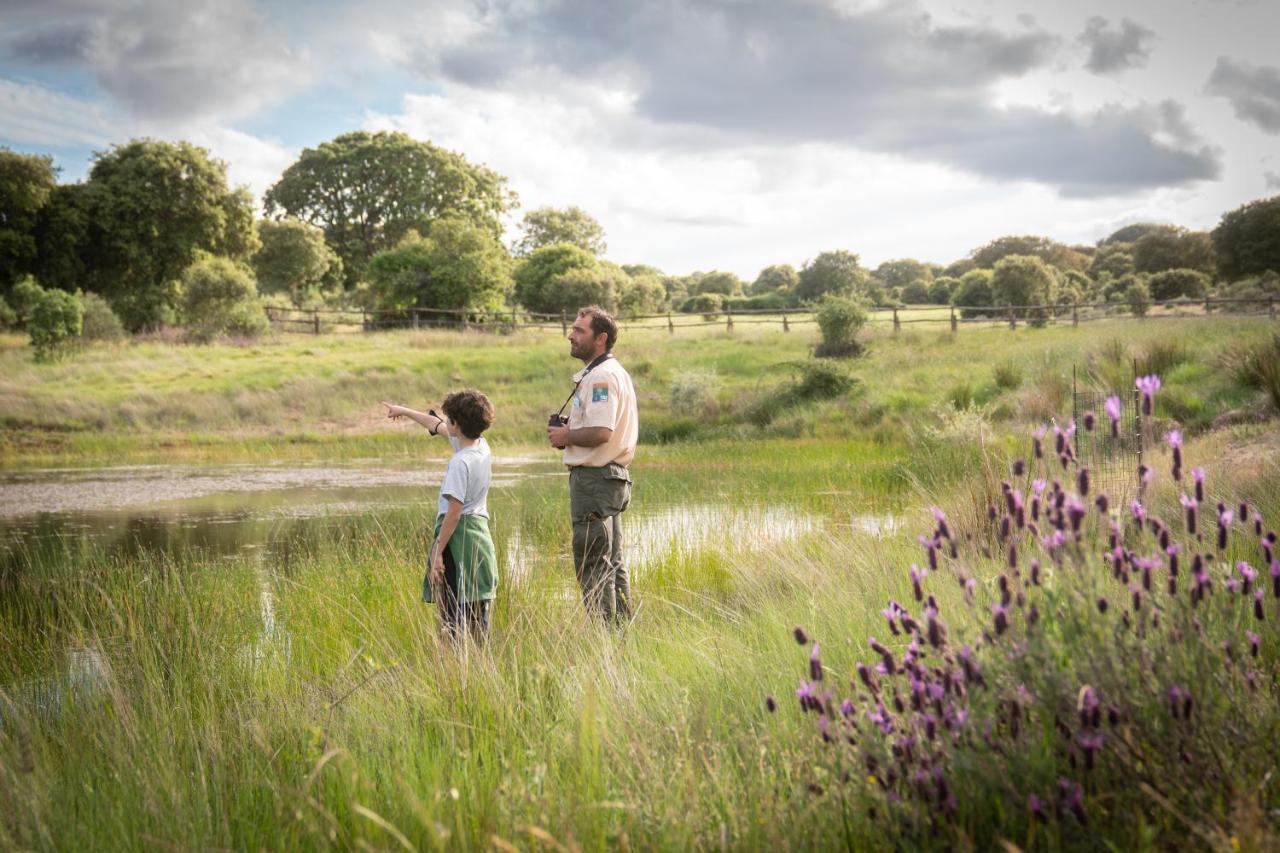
[1072,370,1144,506]
[264,295,1280,337]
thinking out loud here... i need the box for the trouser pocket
[570,465,631,521]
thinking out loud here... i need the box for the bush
[668,370,718,418]
[8,275,43,328]
[724,292,792,312]
[28,286,83,361]
[991,254,1057,325]
[952,269,995,318]
[747,360,858,424]
[181,256,268,343]
[78,291,127,343]
[1149,268,1210,301]
[1231,333,1280,413]
[681,292,724,318]
[813,294,867,358]
[773,400,1280,847]
[0,296,15,330]
[899,280,931,304]
[992,361,1023,390]
[928,277,959,305]
[1124,279,1151,317]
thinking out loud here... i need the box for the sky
[3,0,1279,279]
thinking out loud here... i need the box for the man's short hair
[442,389,494,440]
[577,305,618,352]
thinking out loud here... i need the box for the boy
[382,390,496,642]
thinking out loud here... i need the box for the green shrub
[1231,333,1280,413]
[928,276,959,304]
[1124,279,1151,317]
[952,269,995,318]
[724,292,791,312]
[946,381,976,410]
[181,256,268,343]
[681,292,724,318]
[668,370,718,418]
[991,254,1057,326]
[0,296,15,330]
[992,361,1023,390]
[899,280,931,304]
[1148,268,1210,301]
[9,275,43,328]
[1135,340,1190,378]
[28,286,83,362]
[745,360,859,425]
[78,291,127,343]
[813,294,867,358]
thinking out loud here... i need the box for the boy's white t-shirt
[438,435,491,518]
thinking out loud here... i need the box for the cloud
[1265,171,1280,191]
[1,0,309,121]
[386,0,1216,195]
[1077,17,1155,75]
[1206,57,1280,133]
[0,77,122,147]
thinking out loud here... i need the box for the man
[547,305,639,624]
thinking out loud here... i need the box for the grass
[1,315,1278,848]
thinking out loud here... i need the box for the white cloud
[0,77,121,147]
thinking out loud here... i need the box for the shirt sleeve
[578,372,621,429]
[441,456,468,504]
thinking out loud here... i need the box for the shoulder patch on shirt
[591,382,609,403]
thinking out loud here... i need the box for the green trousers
[568,463,632,623]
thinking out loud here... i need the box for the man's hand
[430,547,446,585]
[547,424,569,449]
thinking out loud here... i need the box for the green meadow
[2,316,1278,849]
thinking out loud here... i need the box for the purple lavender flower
[1191,467,1205,502]
[1066,497,1086,532]
[1131,500,1146,525]
[766,695,777,712]
[793,626,809,645]
[964,576,977,604]
[1012,458,1025,477]
[1248,630,1260,657]
[918,535,939,571]
[1180,494,1198,536]
[810,644,824,681]
[1028,793,1047,822]
[1077,466,1090,496]
[926,608,946,649]
[910,564,928,602]
[992,604,1009,636]
[1097,597,1108,614]
[1239,502,1249,523]
[1077,732,1105,771]
[1167,544,1180,577]
[841,698,856,717]
[1105,395,1122,438]
[932,507,952,540]
[1219,509,1234,550]
[1083,410,1096,431]
[1271,558,1280,599]
[1095,494,1109,515]
[857,662,879,694]
[1032,426,1045,459]
[1255,588,1265,621]
[1136,374,1161,416]
[1239,561,1257,596]
[1058,777,1087,823]
[881,605,900,636]
[1165,429,1183,480]
[1030,559,1041,586]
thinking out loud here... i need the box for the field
[1,317,1279,849]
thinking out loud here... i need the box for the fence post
[461,309,470,332]
[667,312,674,334]
[892,307,901,333]
[949,306,957,333]
[1072,302,1079,328]
[1204,297,1211,316]
[412,309,419,331]
[782,312,790,332]
[313,310,320,335]
[560,310,567,336]
[1270,297,1275,321]
[726,307,733,332]
[361,309,367,332]
[1008,307,1016,331]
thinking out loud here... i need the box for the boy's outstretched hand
[382,401,405,419]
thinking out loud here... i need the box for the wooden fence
[264,295,1279,337]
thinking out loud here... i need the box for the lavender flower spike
[1191,467,1205,502]
[1136,374,1162,416]
[1105,395,1122,438]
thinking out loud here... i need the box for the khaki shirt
[563,355,638,468]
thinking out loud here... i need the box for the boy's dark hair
[577,305,618,352]
[442,389,494,440]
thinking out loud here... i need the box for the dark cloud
[1,0,306,120]
[1206,57,1280,133]
[1078,17,1154,75]
[419,0,1217,195]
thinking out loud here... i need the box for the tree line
[2,131,1280,358]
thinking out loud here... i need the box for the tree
[264,131,515,287]
[970,235,1090,272]
[31,184,90,293]
[541,265,628,315]
[1090,243,1135,280]
[515,206,606,256]
[874,258,933,290]
[83,140,257,331]
[991,255,1058,323]
[252,219,343,307]
[364,217,512,313]
[1132,226,1214,276]
[28,286,83,362]
[619,267,666,317]
[1148,268,1210,301]
[78,291,126,343]
[795,250,867,303]
[900,281,931,304]
[1212,195,1280,281]
[0,149,57,292]
[952,269,995,316]
[750,264,798,295]
[1100,222,1165,246]
[695,271,744,296]
[513,243,597,314]
[1124,279,1152,317]
[928,276,959,304]
[181,256,267,343]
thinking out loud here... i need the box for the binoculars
[548,413,568,427]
